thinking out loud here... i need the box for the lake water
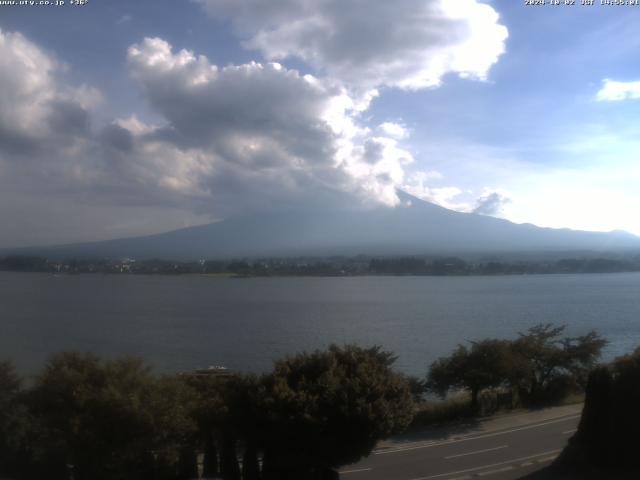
[1,272,640,377]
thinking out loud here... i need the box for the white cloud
[378,122,409,140]
[0,29,57,145]
[0,28,102,160]
[402,171,469,211]
[117,14,133,25]
[472,188,511,217]
[197,0,508,91]
[125,37,418,211]
[596,79,640,102]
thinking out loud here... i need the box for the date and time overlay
[1,0,640,8]
[526,0,640,6]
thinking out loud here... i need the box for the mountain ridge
[3,193,640,260]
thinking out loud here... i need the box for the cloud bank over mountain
[0,1,509,247]
[124,37,414,210]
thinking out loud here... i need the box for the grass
[408,389,584,431]
[410,392,475,429]
[557,392,585,406]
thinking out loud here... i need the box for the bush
[569,347,640,471]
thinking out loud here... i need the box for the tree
[427,325,607,409]
[0,361,30,476]
[23,352,197,480]
[404,375,427,402]
[146,375,199,478]
[570,365,612,467]
[183,373,230,479]
[427,340,513,410]
[219,375,265,480]
[566,347,640,472]
[512,323,606,403]
[260,344,414,480]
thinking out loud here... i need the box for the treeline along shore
[2,323,639,479]
[2,253,640,276]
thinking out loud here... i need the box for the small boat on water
[179,365,231,378]
[194,365,228,375]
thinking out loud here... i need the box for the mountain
[5,192,640,259]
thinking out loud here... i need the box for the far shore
[2,253,640,277]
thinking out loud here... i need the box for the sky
[1,0,640,247]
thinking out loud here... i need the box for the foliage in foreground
[426,323,606,409]
[1,353,198,480]
[0,324,611,479]
[261,345,413,479]
[0,345,413,480]
[566,347,640,471]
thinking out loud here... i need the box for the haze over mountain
[5,192,640,260]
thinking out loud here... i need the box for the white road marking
[562,429,577,435]
[407,448,562,480]
[375,415,579,456]
[444,445,508,460]
[476,465,514,476]
[536,455,558,463]
[340,467,373,474]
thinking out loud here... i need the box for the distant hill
[4,192,640,260]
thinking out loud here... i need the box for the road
[339,407,581,480]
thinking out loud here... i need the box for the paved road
[339,408,581,480]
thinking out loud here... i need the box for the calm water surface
[1,272,639,376]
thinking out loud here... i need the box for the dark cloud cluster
[122,37,414,211]
[0,0,509,246]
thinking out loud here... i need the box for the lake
[1,272,639,377]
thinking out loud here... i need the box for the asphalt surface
[339,409,581,480]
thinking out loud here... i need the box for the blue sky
[1,0,640,246]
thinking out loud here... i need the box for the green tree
[260,344,414,480]
[427,339,513,410]
[0,361,30,476]
[24,352,197,480]
[404,375,427,402]
[147,375,199,478]
[512,323,606,403]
